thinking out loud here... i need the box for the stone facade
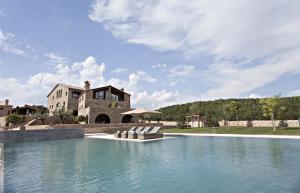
[78,81,133,124]
[47,84,84,116]
[0,99,12,117]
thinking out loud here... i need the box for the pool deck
[164,133,300,140]
[85,133,174,142]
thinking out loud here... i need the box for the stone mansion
[47,81,133,124]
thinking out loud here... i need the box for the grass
[161,127,300,136]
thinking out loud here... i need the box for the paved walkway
[85,133,173,142]
[164,133,300,139]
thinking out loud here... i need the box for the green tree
[260,95,281,132]
[54,107,70,124]
[229,101,241,125]
[6,114,23,125]
[223,102,231,126]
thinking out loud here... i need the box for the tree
[223,102,231,126]
[53,107,70,124]
[229,101,241,126]
[260,95,281,132]
[6,114,23,125]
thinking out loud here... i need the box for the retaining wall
[0,128,84,143]
[50,123,163,134]
[218,120,300,127]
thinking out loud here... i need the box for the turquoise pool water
[4,137,300,193]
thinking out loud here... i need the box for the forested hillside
[158,96,300,126]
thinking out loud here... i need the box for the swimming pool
[4,136,300,193]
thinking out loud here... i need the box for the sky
[0,0,300,109]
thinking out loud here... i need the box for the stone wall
[51,123,163,134]
[78,88,132,124]
[218,120,300,128]
[48,84,83,116]
[0,117,6,127]
[0,128,85,143]
[0,105,12,117]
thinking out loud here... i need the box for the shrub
[77,115,86,123]
[177,121,187,129]
[32,112,48,125]
[6,114,23,125]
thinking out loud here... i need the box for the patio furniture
[118,127,136,139]
[114,131,121,138]
[138,126,163,140]
[128,126,145,139]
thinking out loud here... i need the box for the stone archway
[122,115,133,123]
[95,114,110,124]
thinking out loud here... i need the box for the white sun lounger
[138,126,163,140]
[128,126,147,139]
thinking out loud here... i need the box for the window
[118,105,123,109]
[66,92,68,96]
[95,91,105,99]
[111,94,118,101]
[0,107,3,110]
[72,92,81,98]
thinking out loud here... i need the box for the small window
[72,92,81,98]
[95,91,105,99]
[0,107,3,110]
[66,92,68,96]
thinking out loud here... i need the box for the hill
[158,96,300,126]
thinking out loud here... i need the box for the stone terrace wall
[51,123,163,134]
[218,120,300,127]
[0,128,84,143]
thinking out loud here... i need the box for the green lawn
[162,127,300,135]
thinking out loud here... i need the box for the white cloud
[137,70,157,83]
[204,48,300,98]
[168,65,194,77]
[89,0,300,98]
[288,90,300,97]
[89,0,300,59]
[152,63,168,69]
[44,52,67,64]
[0,56,180,108]
[0,29,25,55]
[112,67,127,73]
[248,93,262,99]
[0,56,106,105]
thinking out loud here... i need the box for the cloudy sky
[1,0,300,108]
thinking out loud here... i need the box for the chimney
[84,81,90,90]
[5,99,9,106]
[120,88,124,92]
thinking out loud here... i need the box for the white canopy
[122,108,161,115]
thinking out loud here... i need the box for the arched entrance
[122,115,133,123]
[95,114,110,124]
